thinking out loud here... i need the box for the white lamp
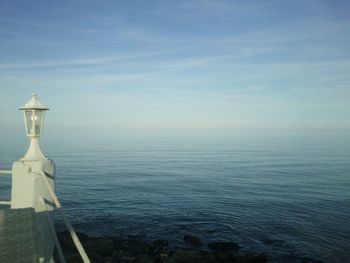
[19,93,49,160]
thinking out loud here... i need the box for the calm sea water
[1,128,349,262]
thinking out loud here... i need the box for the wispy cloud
[1,0,350,129]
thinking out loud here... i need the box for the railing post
[11,159,56,262]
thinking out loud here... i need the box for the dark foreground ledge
[55,231,325,263]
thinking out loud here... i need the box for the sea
[0,128,349,262]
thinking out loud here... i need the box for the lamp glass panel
[24,110,33,135]
[24,109,44,136]
[34,110,43,136]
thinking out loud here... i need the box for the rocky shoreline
[56,231,266,263]
[55,231,327,263]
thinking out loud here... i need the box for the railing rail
[38,171,91,263]
[0,170,11,205]
[0,170,12,175]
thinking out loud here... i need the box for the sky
[0,0,349,129]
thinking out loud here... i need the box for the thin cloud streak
[0,0,349,129]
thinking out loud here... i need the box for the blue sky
[0,0,349,129]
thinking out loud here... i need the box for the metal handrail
[38,171,91,263]
[0,170,11,205]
[40,198,67,263]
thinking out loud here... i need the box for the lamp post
[19,93,49,160]
[12,92,55,212]
[11,92,56,260]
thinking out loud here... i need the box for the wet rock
[301,258,326,263]
[144,244,154,255]
[89,253,104,263]
[54,231,272,263]
[208,241,240,251]
[184,235,203,247]
[64,253,83,263]
[169,250,202,263]
[153,239,169,248]
[239,253,267,263]
[84,237,115,257]
[112,250,125,260]
[114,238,147,255]
[247,254,267,263]
[212,252,267,263]
[112,250,136,262]
[134,254,153,263]
[104,256,115,263]
[154,253,170,263]
[146,239,169,255]
[199,251,218,263]
[278,255,326,263]
[213,250,235,262]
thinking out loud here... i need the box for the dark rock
[64,253,83,263]
[208,241,240,251]
[144,244,154,255]
[112,250,136,262]
[278,255,326,263]
[247,254,267,263]
[200,251,218,263]
[302,258,325,263]
[153,239,169,248]
[112,250,127,260]
[169,250,202,263]
[84,237,115,257]
[214,251,235,262]
[134,254,153,263]
[89,253,105,263]
[145,239,169,255]
[104,256,115,263]
[154,253,170,263]
[238,253,268,263]
[114,239,147,255]
[301,258,326,263]
[184,235,203,247]
[55,231,270,263]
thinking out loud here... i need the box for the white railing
[0,168,90,263]
[0,169,11,205]
[0,170,12,175]
[38,171,91,263]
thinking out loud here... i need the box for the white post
[11,93,56,262]
[11,159,55,211]
[22,137,46,161]
[12,93,54,210]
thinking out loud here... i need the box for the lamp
[19,93,49,160]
